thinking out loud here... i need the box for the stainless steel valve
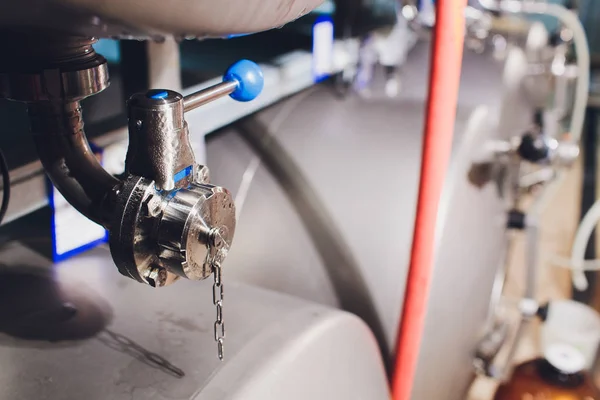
[110,60,264,286]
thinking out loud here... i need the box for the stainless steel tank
[0,1,519,397]
[0,0,324,39]
[206,43,509,399]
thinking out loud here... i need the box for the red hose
[392,1,467,399]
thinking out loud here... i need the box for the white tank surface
[0,0,324,38]
[0,242,389,400]
[207,44,510,399]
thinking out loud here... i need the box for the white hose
[570,199,600,290]
[479,0,591,290]
[545,199,600,290]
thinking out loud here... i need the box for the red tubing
[392,1,468,399]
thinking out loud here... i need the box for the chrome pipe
[28,101,121,226]
[183,81,238,113]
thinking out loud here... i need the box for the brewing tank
[207,43,510,399]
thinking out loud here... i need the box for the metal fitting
[474,322,509,377]
[109,175,236,286]
[0,33,116,226]
[0,34,109,102]
[156,184,235,280]
[126,90,195,191]
[550,141,579,167]
[198,165,210,184]
[144,266,167,288]
[209,227,227,249]
[5,33,241,288]
[144,194,163,218]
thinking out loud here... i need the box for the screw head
[209,227,227,249]
[144,266,167,287]
[144,194,163,218]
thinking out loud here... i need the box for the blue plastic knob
[146,89,169,100]
[224,60,264,102]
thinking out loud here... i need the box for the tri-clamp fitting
[0,33,264,287]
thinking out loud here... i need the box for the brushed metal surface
[0,35,109,102]
[108,174,236,284]
[127,91,195,191]
[29,101,120,226]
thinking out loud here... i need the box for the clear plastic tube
[569,199,600,290]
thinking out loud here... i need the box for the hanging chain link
[212,257,225,360]
[208,226,229,361]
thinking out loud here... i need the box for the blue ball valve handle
[182,59,264,113]
[224,59,264,102]
[133,59,265,191]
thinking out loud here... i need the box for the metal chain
[208,227,228,361]
[211,255,225,360]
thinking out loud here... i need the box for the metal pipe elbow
[28,101,121,227]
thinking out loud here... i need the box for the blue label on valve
[174,165,193,183]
